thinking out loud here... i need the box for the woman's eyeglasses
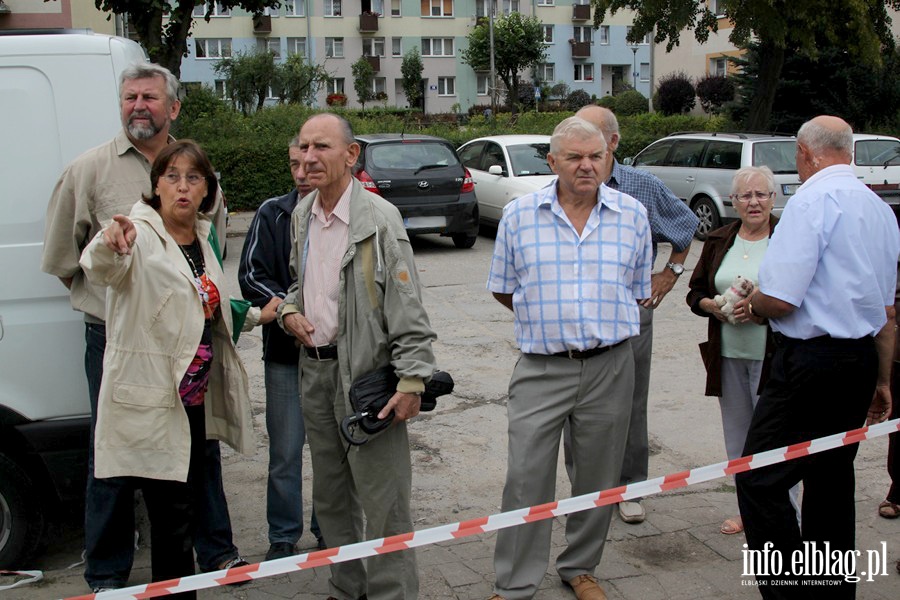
[161,172,206,186]
[731,191,774,203]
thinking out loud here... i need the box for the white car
[852,133,900,210]
[458,135,555,226]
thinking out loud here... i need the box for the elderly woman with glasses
[79,140,275,596]
[686,165,799,535]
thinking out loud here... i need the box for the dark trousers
[887,362,900,504]
[736,334,877,599]
[83,324,238,589]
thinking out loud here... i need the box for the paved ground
[7,212,899,600]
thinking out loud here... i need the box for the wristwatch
[666,262,685,276]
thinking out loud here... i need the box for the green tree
[273,53,330,106]
[461,13,547,113]
[591,0,899,130]
[401,46,424,109]
[94,1,280,78]
[214,49,277,114]
[352,56,376,111]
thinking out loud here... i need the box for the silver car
[625,133,801,239]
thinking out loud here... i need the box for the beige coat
[80,202,254,482]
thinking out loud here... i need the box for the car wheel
[692,196,720,241]
[452,233,477,249]
[0,455,45,569]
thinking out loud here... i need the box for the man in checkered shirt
[486,116,652,600]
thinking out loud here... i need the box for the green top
[715,235,768,360]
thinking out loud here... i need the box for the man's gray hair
[119,62,180,104]
[550,116,606,154]
[731,166,776,196]
[797,119,853,156]
[289,135,301,149]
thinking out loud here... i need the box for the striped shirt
[487,181,653,354]
[303,183,351,346]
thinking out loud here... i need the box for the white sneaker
[618,500,645,523]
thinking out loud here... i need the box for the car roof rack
[0,28,94,36]
[668,131,748,139]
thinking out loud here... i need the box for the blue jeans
[83,324,240,588]
[265,361,320,544]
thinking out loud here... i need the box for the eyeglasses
[161,172,206,186]
[731,191,774,203]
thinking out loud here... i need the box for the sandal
[720,517,744,535]
[878,500,900,519]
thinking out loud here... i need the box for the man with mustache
[42,62,239,593]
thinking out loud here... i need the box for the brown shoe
[564,574,607,600]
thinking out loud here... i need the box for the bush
[597,95,616,110]
[696,74,736,115]
[614,90,649,116]
[565,89,591,111]
[657,71,696,115]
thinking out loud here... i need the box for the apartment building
[181,0,651,113]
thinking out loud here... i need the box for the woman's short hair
[142,140,218,213]
[731,165,776,196]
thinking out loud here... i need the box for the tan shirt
[303,183,351,346]
[41,130,225,322]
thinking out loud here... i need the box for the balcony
[570,41,591,58]
[252,14,272,34]
[365,55,381,71]
[572,5,591,21]
[359,12,379,32]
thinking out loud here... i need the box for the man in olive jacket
[278,113,436,600]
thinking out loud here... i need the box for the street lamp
[631,45,638,90]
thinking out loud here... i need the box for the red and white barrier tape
[67,417,899,600]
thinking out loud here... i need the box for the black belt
[772,332,872,348]
[304,344,338,361]
[550,340,626,360]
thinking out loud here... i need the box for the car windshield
[855,139,900,167]
[507,143,553,176]
[752,141,797,174]
[369,142,459,170]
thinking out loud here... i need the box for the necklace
[737,234,765,260]
[178,241,209,304]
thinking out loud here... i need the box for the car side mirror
[488,165,504,176]
[622,157,634,166]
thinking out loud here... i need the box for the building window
[710,57,727,77]
[283,0,306,16]
[257,38,281,59]
[501,0,519,14]
[475,0,490,18]
[599,25,609,45]
[324,0,342,17]
[391,0,401,16]
[325,37,344,58]
[476,75,490,95]
[640,62,650,82]
[574,63,593,82]
[287,37,307,56]
[539,62,555,83]
[626,27,651,44]
[193,2,230,17]
[573,26,592,44]
[709,0,724,17]
[195,38,232,59]
[363,37,386,57]
[328,78,345,95]
[214,80,228,98]
[542,25,553,44]
[371,77,387,95]
[437,76,455,96]
[422,0,453,17]
[537,0,554,4]
[391,37,402,56]
[421,38,454,56]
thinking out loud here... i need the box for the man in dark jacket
[238,136,322,560]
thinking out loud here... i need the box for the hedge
[173,97,726,211]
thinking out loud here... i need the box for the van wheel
[452,233,477,249]
[0,455,45,569]
[692,196,720,241]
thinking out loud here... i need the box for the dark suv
[354,134,479,248]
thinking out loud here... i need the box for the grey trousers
[300,357,418,600]
[493,343,633,600]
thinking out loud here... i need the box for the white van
[852,133,900,213]
[0,30,147,568]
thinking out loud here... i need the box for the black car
[354,134,479,248]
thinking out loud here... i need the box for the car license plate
[403,216,447,229]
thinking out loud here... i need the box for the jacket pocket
[107,383,178,449]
